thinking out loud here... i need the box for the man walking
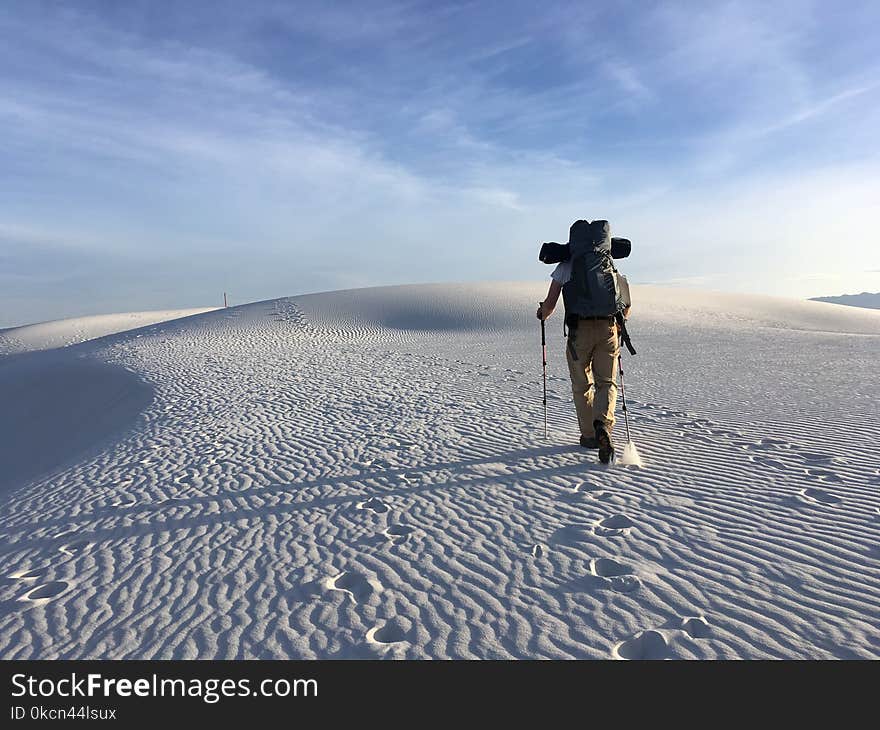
[536,219,630,464]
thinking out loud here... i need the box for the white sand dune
[0,283,878,659]
[0,308,219,356]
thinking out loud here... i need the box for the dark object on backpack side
[538,241,570,264]
[610,238,631,259]
[538,237,631,263]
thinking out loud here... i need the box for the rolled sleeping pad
[611,238,631,259]
[539,237,632,263]
[538,241,570,264]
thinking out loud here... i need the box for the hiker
[536,219,631,464]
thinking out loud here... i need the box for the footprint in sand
[366,616,413,647]
[384,525,416,545]
[552,524,594,544]
[800,487,843,506]
[590,557,641,593]
[593,514,635,537]
[358,497,390,514]
[749,455,788,470]
[573,481,612,500]
[20,581,70,604]
[325,571,381,605]
[613,630,668,660]
[681,616,712,639]
[532,544,546,558]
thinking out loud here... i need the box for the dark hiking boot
[594,420,615,464]
[579,435,599,449]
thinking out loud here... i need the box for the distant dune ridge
[809,292,880,310]
[0,308,219,356]
[0,283,878,659]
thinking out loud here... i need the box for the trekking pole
[540,302,548,439]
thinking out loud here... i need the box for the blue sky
[2,0,879,326]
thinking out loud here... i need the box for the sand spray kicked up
[616,440,643,467]
[616,352,642,466]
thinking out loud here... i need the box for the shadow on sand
[0,351,153,497]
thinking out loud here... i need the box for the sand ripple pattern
[0,284,878,659]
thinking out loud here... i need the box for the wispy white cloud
[751,84,879,138]
[688,81,880,175]
[650,0,812,96]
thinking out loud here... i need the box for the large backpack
[562,220,624,318]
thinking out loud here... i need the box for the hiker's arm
[537,280,562,320]
[624,305,631,319]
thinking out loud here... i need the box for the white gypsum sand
[0,308,219,356]
[0,282,878,659]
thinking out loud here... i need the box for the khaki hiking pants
[565,318,620,437]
